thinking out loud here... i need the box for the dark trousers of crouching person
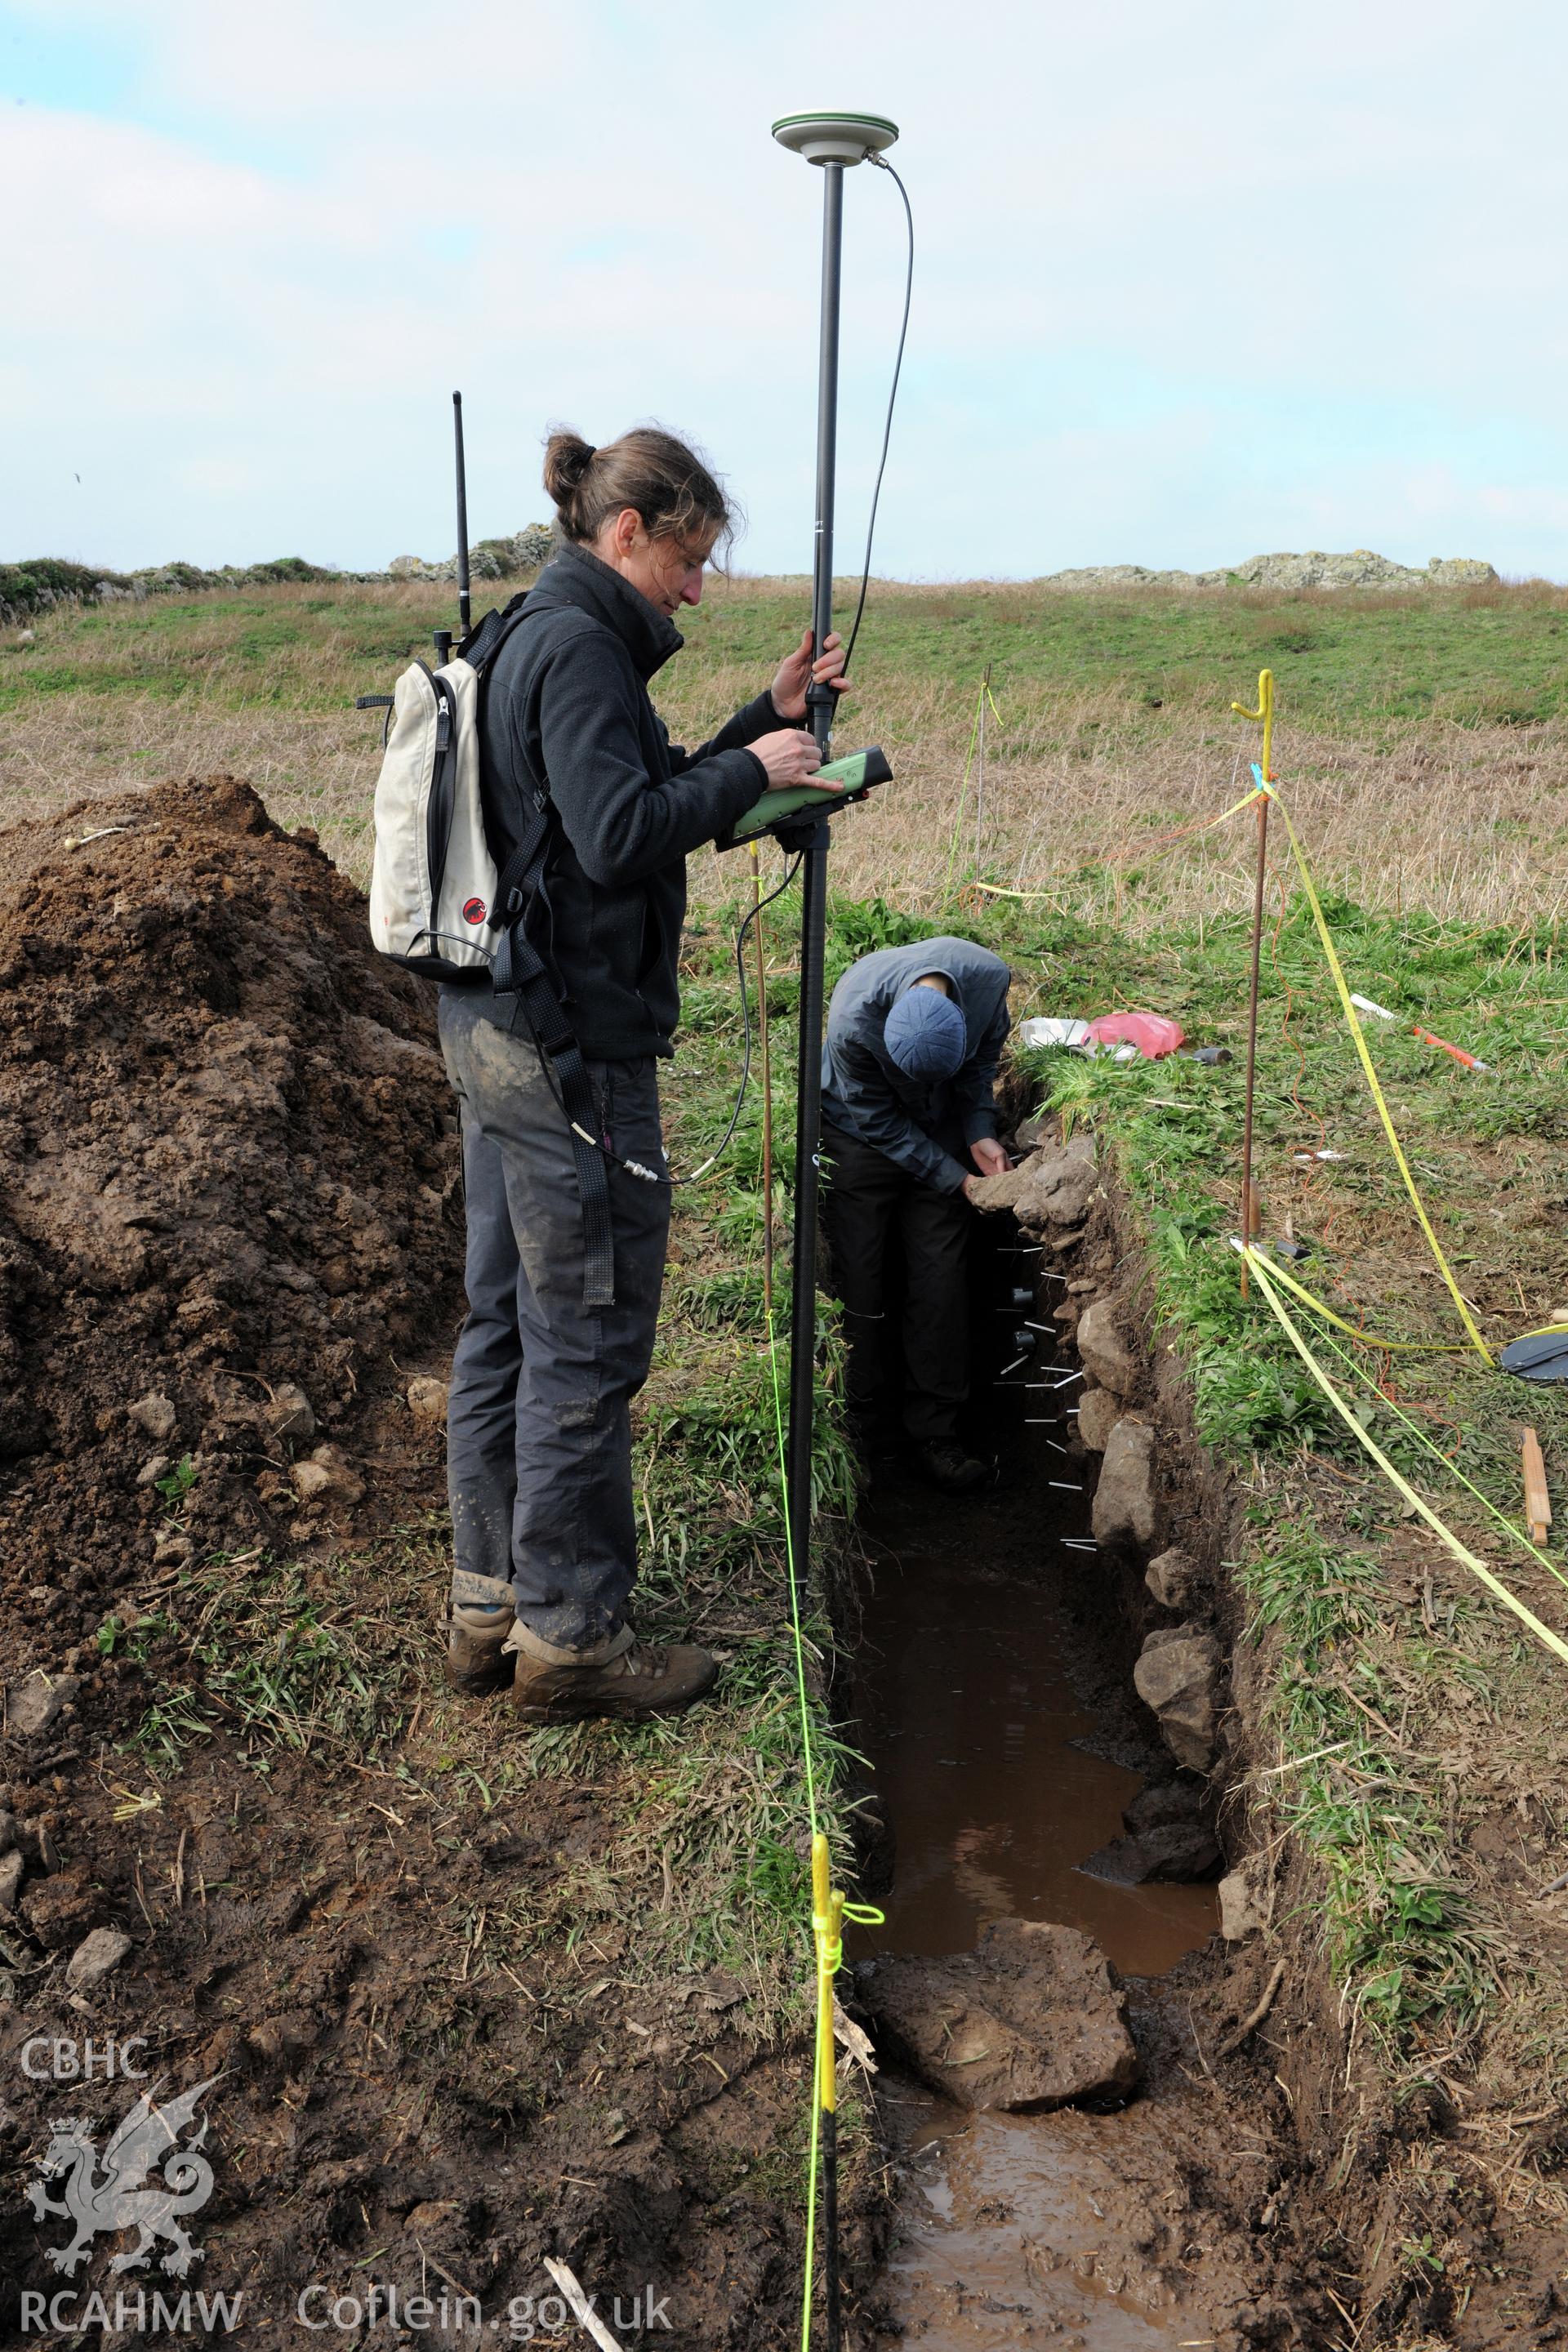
[439,991,671,1689]
[824,1122,971,1454]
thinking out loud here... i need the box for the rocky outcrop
[2,528,558,628]
[1036,550,1499,595]
[389,524,555,583]
[856,1919,1138,2112]
[1133,1627,1221,1771]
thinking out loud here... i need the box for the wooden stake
[751,843,774,1315]
[1523,1427,1552,1546]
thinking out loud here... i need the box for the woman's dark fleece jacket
[466,541,794,1062]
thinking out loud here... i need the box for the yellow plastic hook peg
[1230,667,1276,782]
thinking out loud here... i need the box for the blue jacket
[821,938,1012,1194]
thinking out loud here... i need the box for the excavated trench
[2,781,1475,2346]
[837,1148,1346,2352]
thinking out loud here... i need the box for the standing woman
[442,425,846,1722]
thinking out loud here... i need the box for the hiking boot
[446,1585,516,1695]
[919,1441,989,1494]
[506,1620,719,1724]
[848,1414,902,1465]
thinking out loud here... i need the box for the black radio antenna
[452,390,471,639]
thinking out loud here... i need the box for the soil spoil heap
[0,780,841,2347]
[0,773,462,1606]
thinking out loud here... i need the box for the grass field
[6,572,1568,2323]
[6,572,1568,925]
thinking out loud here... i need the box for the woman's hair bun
[542,429,598,507]
[541,421,736,555]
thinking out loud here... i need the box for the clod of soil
[0,779,853,2346]
[0,775,463,1605]
[854,1919,1140,2112]
[969,1142,1098,1228]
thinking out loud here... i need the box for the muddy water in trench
[851,1436,1223,2350]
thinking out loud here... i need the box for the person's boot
[848,1412,902,1467]
[506,1620,718,1724]
[919,1440,989,1494]
[446,1582,516,1695]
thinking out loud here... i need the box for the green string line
[764,1301,820,1840]
[942,675,997,901]
[761,1302,823,2352]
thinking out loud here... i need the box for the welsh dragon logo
[28,2077,217,2278]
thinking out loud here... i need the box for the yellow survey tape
[1269,788,1493,1365]
[1253,1247,1472,1355]
[809,1835,884,2114]
[1276,1272,1568,1597]
[811,1835,843,2115]
[971,780,1267,901]
[1241,1243,1568,1665]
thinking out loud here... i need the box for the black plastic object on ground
[1502,1327,1568,1382]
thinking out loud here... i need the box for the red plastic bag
[1085,1012,1186,1060]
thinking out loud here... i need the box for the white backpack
[368,653,501,979]
[361,604,624,1302]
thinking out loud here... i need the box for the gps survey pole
[772,108,898,2352]
[772,111,899,1615]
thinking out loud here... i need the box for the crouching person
[443,425,848,1717]
[822,938,1012,1493]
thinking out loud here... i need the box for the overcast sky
[6,0,1568,580]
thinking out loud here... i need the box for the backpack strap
[466,593,562,942]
